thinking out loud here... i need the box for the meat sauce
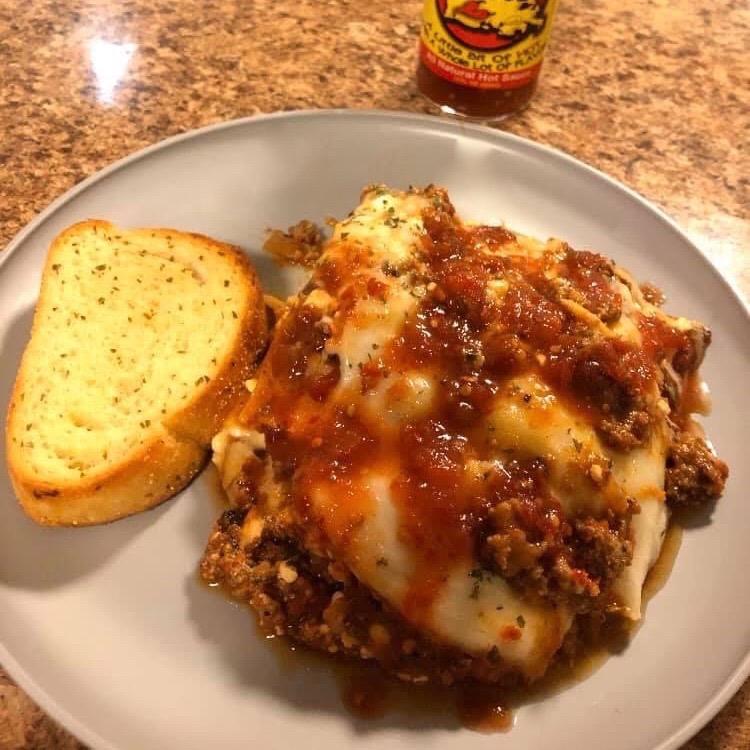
[341,524,684,731]
[203,517,684,733]
[256,202,694,628]
[395,421,477,624]
[198,188,728,733]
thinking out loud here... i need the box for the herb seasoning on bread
[5,221,267,525]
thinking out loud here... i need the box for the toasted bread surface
[6,220,267,525]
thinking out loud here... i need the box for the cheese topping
[215,186,716,679]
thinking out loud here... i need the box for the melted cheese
[309,465,571,679]
[215,186,692,677]
[332,190,426,259]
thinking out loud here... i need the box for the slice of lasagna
[201,186,727,686]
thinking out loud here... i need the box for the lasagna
[201,186,727,687]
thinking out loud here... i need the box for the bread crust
[5,221,268,526]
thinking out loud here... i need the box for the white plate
[1,110,748,750]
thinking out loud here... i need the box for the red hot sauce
[417,0,559,120]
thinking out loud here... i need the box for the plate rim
[0,108,748,750]
[2,109,748,317]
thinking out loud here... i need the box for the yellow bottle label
[419,0,559,90]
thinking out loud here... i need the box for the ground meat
[201,509,523,687]
[572,517,634,583]
[263,220,324,267]
[672,325,710,375]
[639,282,666,307]
[547,338,656,451]
[481,499,634,612]
[597,408,653,450]
[665,432,728,507]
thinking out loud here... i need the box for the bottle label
[419,0,558,90]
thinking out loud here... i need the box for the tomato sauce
[394,421,478,624]
[252,198,681,631]
[456,684,514,732]
[638,313,698,373]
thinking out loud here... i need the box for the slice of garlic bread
[6,220,267,525]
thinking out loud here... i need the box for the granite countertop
[0,0,747,747]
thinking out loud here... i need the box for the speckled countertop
[0,0,747,748]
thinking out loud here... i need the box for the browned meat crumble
[201,186,728,691]
[665,433,728,507]
[263,220,324,267]
[201,505,523,687]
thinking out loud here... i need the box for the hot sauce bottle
[417,0,559,120]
